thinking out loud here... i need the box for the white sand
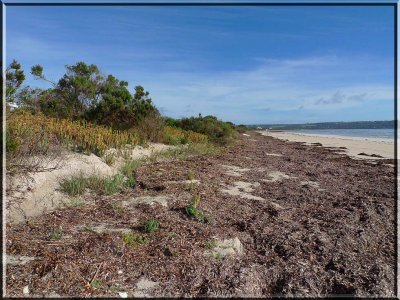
[7,143,175,224]
[258,131,394,160]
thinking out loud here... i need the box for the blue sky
[6,5,394,124]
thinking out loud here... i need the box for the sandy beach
[6,131,395,297]
[258,130,395,160]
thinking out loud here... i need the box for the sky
[6,4,395,124]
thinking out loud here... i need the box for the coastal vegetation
[6,59,245,178]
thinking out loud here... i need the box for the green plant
[212,252,223,260]
[143,219,160,233]
[205,238,217,249]
[122,232,149,246]
[48,228,63,240]
[187,170,195,181]
[185,194,205,222]
[121,159,140,188]
[122,149,131,160]
[60,174,87,196]
[103,174,125,195]
[86,174,125,195]
[90,279,101,289]
[121,159,140,176]
[168,115,237,146]
[104,153,115,166]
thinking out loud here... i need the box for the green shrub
[185,195,206,222]
[170,115,237,145]
[6,129,20,153]
[48,229,63,240]
[122,232,149,246]
[205,238,217,249]
[143,219,160,233]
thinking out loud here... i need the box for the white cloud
[131,55,392,123]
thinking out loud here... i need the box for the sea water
[287,128,395,142]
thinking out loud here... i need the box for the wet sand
[258,131,394,160]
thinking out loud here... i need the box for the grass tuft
[103,153,115,166]
[60,173,87,196]
[143,219,160,233]
[122,232,149,246]
[205,238,217,249]
[48,228,63,240]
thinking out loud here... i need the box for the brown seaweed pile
[6,132,395,297]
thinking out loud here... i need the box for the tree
[28,61,160,129]
[131,85,159,125]
[32,62,104,119]
[85,74,134,128]
[5,60,25,103]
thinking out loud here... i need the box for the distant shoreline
[277,130,394,144]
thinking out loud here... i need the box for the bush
[163,126,207,145]
[236,124,248,133]
[134,111,165,143]
[186,194,206,222]
[143,219,160,233]
[167,115,237,145]
[7,111,139,156]
[122,232,149,246]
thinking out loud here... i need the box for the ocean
[287,128,395,142]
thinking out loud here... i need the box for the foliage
[166,115,237,145]
[121,159,140,188]
[29,62,160,129]
[187,170,195,181]
[122,232,149,246]
[143,219,160,233]
[48,228,63,240]
[86,174,125,195]
[5,59,25,103]
[9,59,238,150]
[90,279,101,289]
[32,62,102,119]
[61,173,127,196]
[103,153,115,166]
[60,173,87,196]
[185,194,206,222]
[205,238,217,249]
[101,174,126,195]
[134,110,165,143]
[163,126,208,145]
[235,124,249,133]
[7,111,138,156]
